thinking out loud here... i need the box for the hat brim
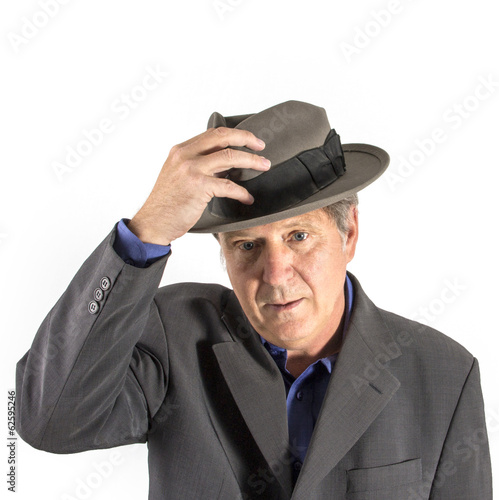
[189,143,389,233]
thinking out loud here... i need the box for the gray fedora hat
[190,100,389,233]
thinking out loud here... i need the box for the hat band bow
[208,129,346,221]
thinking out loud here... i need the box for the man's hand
[127,127,270,245]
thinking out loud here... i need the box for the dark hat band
[208,129,346,221]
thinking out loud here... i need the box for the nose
[261,243,294,286]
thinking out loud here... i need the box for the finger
[185,127,266,156]
[195,147,271,176]
[207,177,255,205]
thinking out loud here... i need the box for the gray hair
[322,193,358,248]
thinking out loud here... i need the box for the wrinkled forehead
[219,208,334,242]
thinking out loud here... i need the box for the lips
[265,298,304,312]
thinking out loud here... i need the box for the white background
[1,0,498,498]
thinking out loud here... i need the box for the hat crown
[192,99,390,233]
[207,100,331,181]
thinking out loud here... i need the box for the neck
[285,309,346,378]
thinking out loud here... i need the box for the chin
[263,326,309,347]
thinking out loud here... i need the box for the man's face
[219,207,358,355]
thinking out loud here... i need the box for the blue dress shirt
[261,275,354,481]
[114,219,170,267]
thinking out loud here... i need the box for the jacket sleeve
[430,358,492,499]
[15,226,170,453]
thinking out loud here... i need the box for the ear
[345,205,359,263]
[215,233,227,269]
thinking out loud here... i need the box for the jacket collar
[214,290,293,497]
[213,272,401,499]
[292,273,401,498]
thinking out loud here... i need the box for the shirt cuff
[113,219,171,268]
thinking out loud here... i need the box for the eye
[240,241,255,251]
[292,232,308,241]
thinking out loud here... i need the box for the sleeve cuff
[113,219,171,268]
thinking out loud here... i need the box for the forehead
[220,208,334,240]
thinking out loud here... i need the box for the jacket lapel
[213,291,294,498]
[292,274,402,498]
[213,275,401,499]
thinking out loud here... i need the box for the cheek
[307,243,346,271]
[237,281,258,308]
[300,247,347,294]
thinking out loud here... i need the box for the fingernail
[261,157,271,168]
[257,138,265,147]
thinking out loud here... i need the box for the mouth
[264,298,304,312]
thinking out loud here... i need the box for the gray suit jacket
[16,227,492,499]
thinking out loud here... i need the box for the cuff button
[88,300,100,315]
[100,276,111,291]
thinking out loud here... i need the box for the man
[16,101,492,499]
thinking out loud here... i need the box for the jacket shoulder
[378,307,475,371]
